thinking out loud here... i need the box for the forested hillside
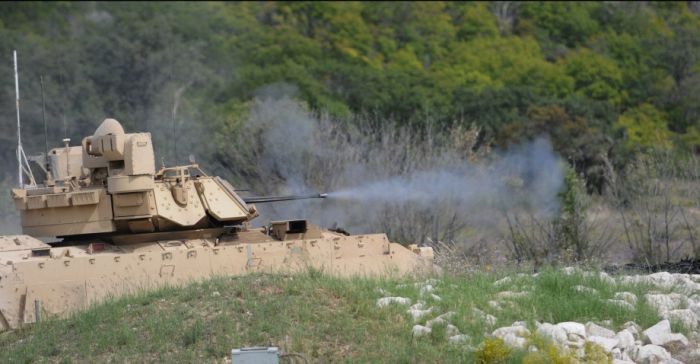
[2,2,700,264]
[2,2,700,186]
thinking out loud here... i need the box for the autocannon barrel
[242,193,328,204]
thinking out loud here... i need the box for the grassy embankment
[0,268,674,363]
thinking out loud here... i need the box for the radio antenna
[13,50,36,187]
[58,73,67,139]
[40,75,50,174]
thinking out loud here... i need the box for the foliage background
[2,2,700,180]
[2,2,700,263]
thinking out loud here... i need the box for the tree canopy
[1,2,700,190]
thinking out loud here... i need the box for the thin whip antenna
[14,50,22,187]
[13,50,36,187]
[41,75,50,173]
[60,74,67,139]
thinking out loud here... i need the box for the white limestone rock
[645,293,684,315]
[642,320,689,349]
[647,272,676,289]
[409,302,426,310]
[512,321,528,328]
[412,324,431,337]
[574,285,599,295]
[586,322,616,338]
[492,324,531,349]
[406,307,433,321]
[635,345,671,363]
[494,277,511,287]
[587,335,618,353]
[535,322,567,348]
[501,334,527,349]
[563,266,580,275]
[492,325,530,337]
[688,301,700,317]
[446,324,460,336]
[377,296,411,307]
[620,273,681,290]
[554,321,589,354]
[664,309,698,330]
[484,313,497,326]
[607,299,635,311]
[675,275,700,293]
[611,347,622,360]
[614,291,638,305]
[661,333,689,349]
[472,308,497,327]
[614,329,635,353]
[622,321,642,339]
[685,348,700,363]
[426,311,456,328]
[556,322,587,339]
[426,317,446,328]
[598,271,616,285]
[642,320,672,345]
[663,358,685,364]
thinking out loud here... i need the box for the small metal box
[231,347,279,364]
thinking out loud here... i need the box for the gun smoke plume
[227,90,565,246]
[327,140,561,210]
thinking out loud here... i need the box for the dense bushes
[2,2,700,264]
[2,2,700,185]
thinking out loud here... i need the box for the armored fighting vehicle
[0,118,434,331]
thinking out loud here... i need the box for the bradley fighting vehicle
[0,118,434,331]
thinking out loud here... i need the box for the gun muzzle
[243,193,328,204]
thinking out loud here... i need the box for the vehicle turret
[11,118,263,239]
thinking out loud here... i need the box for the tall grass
[0,269,669,363]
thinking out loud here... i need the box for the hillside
[2,269,699,363]
[1,2,700,189]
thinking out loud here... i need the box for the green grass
[0,268,672,363]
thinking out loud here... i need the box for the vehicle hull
[0,232,433,330]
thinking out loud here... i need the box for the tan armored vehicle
[0,118,434,331]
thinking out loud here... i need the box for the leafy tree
[518,2,601,48]
[616,103,672,151]
[563,48,624,105]
[451,2,500,40]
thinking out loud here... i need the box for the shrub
[474,338,511,364]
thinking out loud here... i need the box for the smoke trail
[328,138,563,213]
[228,93,565,244]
